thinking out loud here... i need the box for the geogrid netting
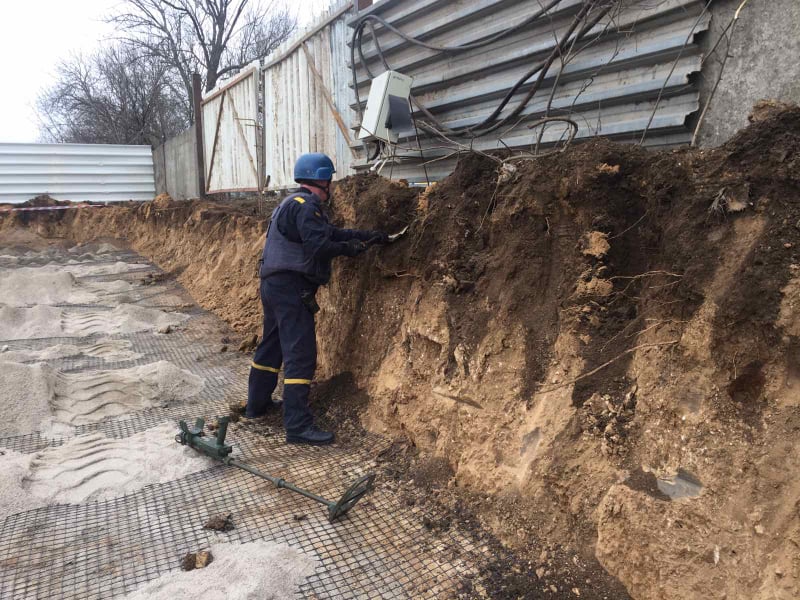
[0,246,490,599]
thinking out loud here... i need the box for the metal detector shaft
[225,458,331,506]
[175,416,375,522]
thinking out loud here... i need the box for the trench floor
[0,242,490,599]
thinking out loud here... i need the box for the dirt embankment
[5,107,800,599]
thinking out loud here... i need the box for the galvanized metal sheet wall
[0,143,155,204]
[202,66,260,193]
[263,2,357,190]
[349,0,711,183]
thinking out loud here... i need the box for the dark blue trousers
[246,273,317,434]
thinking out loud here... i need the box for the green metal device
[175,417,375,522]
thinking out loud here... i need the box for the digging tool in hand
[366,225,409,247]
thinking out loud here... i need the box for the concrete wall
[152,127,200,200]
[696,0,800,146]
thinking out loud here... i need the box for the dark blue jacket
[259,188,375,284]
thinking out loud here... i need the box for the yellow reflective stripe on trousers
[284,378,312,385]
[251,362,279,373]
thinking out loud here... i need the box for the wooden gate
[201,65,261,194]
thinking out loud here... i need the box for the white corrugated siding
[348,0,712,182]
[0,143,155,204]
[263,2,357,190]
[202,65,261,193]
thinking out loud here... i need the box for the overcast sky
[0,0,333,143]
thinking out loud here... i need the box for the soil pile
[53,361,205,425]
[0,338,142,363]
[314,107,800,600]
[5,105,800,599]
[5,201,269,332]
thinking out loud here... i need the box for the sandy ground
[122,541,318,600]
[0,338,142,363]
[0,360,205,435]
[0,304,189,340]
[0,240,317,598]
[25,422,217,503]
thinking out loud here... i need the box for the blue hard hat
[294,153,336,182]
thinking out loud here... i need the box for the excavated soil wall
[4,106,800,599]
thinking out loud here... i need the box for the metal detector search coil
[175,417,375,522]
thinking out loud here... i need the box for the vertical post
[193,73,206,198]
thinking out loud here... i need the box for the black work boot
[286,425,335,446]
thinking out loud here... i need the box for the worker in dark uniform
[246,153,388,445]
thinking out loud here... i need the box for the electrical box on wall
[358,70,414,144]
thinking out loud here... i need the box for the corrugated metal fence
[0,143,155,204]
[263,2,357,190]
[348,0,711,182]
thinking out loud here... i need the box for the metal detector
[175,417,375,522]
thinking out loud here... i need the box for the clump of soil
[203,513,234,532]
[180,550,213,571]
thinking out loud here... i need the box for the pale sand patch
[0,362,55,436]
[0,338,142,363]
[0,450,47,520]
[52,361,205,426]
[0,360,203,433]
[0,304,189,340]
[68,242,121,255]
[123,541,318,600]
[59,261,150,277]
[0,267,134,306]
[25,422,216,503]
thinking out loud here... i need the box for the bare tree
[108,0,296,113]
[37,44,186,146]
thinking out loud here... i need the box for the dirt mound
[5,105,800,599]
[19,195,72,207]
[317,105,800,599]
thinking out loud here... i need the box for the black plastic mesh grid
[0,457,485,600]
[0,246,492,598]
[0,310,249,454]
[72,266,157,283]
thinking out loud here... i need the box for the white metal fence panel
[0,143,155,204]
[348,0,711,183]
[263,2,356,190]
[201,65,260,194]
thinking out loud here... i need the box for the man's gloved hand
[343,238,368,257]
[367,231,390,245]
